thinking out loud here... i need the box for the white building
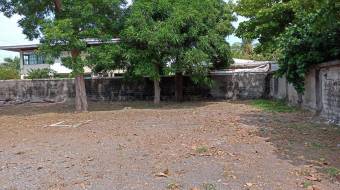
[0,39,121,79]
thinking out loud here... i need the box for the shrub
[0,67,19,80]
[27,68,56,79]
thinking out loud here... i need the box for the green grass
[324,167,340,177]
[196,146,209,154]
[250,99,297,113]
[302,181,313,188]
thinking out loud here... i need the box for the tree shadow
[237,106,340,180]
[0,100,216,117]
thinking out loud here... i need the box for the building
[0,39,120,79]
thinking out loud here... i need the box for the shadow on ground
[0,100,214,117]
[237,101,340,183]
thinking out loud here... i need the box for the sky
[0,3,243,62]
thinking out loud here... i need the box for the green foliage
[236,0,340,93]
[0,57,20,80]
[231,41,272,61]
[27,68,56,79]
[324,167,340,178]
[250,99,297,113]
[0,0,126,75]
[276,1,340,93]
[92,0,235,84]
[0,67,19,80]
[2,57,20,71]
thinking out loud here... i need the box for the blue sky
[0,8,243,62]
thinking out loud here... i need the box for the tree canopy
[90,0,235,103]
[236,0,340,92]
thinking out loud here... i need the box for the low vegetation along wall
[270,60,340,123]
[0,73,268,105]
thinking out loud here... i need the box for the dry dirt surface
[0,101,339,190]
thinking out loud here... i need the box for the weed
[196,146,209,154]
[167,182,180,190]
[324,167,340,177]
[302,181,312,188]
[203,183,217,190]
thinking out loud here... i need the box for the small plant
[302,181,312,188]
[196,146,209,154]
[250,99,297,113]
[203,183,217,190]
[167,182,180,190]
[324,167,340,178]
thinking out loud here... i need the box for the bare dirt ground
[0,101,339,190]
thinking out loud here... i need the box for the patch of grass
[196,146,209,154]
[324,167,340,177]
[250,99,297,113]
[203,183,217,190]
[302,181,312,188]
[310,142,325,149]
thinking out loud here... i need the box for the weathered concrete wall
[271,60,340,123]
[0,73,267,105]
[320,66,340,122]
[0,79,75,105]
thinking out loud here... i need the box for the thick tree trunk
[72,49,88,112]
[175,72,183,102]
[54,0,62,12]
[154,78,161,104]
[75,75,88,112]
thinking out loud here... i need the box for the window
[23,53,45,65]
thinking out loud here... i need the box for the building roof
[210,58,276,74]
[0,38,120,52]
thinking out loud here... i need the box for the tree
[166,0,235,101]
[121,0,175,104]
[235,0,324,54]
[120,0,234,103]
[0,0,126,111]
[3,57,20,71]
[276,0,340,93]
[235,0,339,93]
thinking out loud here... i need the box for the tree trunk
[75,75,88,112]
[72,49,88,112]
[175,72,183,102]
[154,78,161,104]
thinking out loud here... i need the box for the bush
[27,68,56,79]
[0,67,19,80]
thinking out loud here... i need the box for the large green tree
[0,0,126,111]
[236,0,340,93]
[101,0,234,103]
[235,0,323,54]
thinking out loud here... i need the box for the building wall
[0,73,268,105]
[271,60,340,123]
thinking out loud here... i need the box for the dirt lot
[0,101,339,190]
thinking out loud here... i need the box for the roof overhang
[0,44,39,52]
[0,38,120,52]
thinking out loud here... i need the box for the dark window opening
[23,53,45,65]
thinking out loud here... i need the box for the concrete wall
[0,79,75,104]
[0,73,268,105]
[271,60,340,123]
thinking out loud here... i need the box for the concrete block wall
[0,73,268,105]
